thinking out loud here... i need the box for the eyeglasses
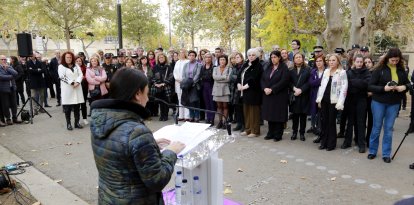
[0,59,7,61]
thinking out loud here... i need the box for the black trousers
[156,92,169,118]
[16,89,25,106]
[268,121,284,140]
[321,101,338,149]
[339,109,348,134]
[291,113,307,134]
[81,81,88,119]
[63,104,80,125]
[234,103,244,127]
[55,81,61,103]
[344,98,367,148]
[0,91,18,121]
[366,97,373,148]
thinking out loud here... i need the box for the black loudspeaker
[17,33,33,57]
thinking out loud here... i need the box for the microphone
[149,96,232,136]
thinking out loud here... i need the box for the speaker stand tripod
[16,96,52,124]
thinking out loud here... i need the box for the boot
[290,133,297,140]
[300,134,305,141]
[74,110,83,129]
[65,108,73,130]
[233,123,242,131]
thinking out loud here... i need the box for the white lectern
[154,122,235,205]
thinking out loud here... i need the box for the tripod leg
[392,130,410,160]
[31,98,52,118]
[17,98,31,117]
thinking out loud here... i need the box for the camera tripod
[16,94,52,124]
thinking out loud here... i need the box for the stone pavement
[0,103,413,205]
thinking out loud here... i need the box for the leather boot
[65,109,73,130]
[216,121,223,129]
[233,124,242,131]
[313,136,321,143]
[290,133,297,140]
[300,134,305,141]
[74,109,83,129]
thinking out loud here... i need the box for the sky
[148,0,170,30]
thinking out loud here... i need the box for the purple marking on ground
[163,189,241,205]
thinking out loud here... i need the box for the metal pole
[168,0,172,47]
[117,1,123,49]
[245,0,251,57]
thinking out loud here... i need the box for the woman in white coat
[173,49,190,121]
[59,51,85,130]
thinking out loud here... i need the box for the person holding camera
[367,48,411,163]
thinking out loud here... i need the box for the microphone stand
[150,97,232,136]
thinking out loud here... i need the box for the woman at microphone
[90,68,185,204]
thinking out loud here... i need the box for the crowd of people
[0,42,412,165]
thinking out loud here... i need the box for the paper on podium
[153,122,212,155]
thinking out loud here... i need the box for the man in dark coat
[27,52,47,114]
[49,50,61,106]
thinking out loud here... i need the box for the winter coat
[13,63,26,92]
[346,67,371,98]
[58,64,85,105]
[49,57,60,83]
[0,65,17,93]
[316,68,348,107]
[368,64,411,105]
[90,99,177,205]
[212,66,231,97]
[229,63,243,104]
[237,58,263,105]
[261,62,290,122]
[27,59,46,89]
[86,67,108,96]
[289,66,311,114]
[309,68,325,115]
[173,59,189,95]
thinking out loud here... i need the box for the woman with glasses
[367,48,411,163]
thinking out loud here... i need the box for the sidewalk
[0,144,89,205]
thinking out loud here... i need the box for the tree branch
[364,0,376,17]
[281,0,322,35]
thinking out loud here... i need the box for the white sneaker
[83,119,89,125]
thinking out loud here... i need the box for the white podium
[154,122,234,205]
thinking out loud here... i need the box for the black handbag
[289,71,302,105]
[89,85,101,98]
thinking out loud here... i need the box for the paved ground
[0,101,413,205]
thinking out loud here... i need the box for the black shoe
[318,145,326,150]
[326,147,335,151]
[74,123,83,129]
[337,132,344,138]
[233,125,242,131]
[290,133,297,140]
[56,102,61,107]
[359,147,366,153]
[67,124,73,130]
[341,144,351,149]
[159,116,164,121]
[264,135,273,140]
[273,138,282,142]
[45,105,52,108]
[408,123,414,134]
[313,136,321,143]
[306,127,314,133]
[300,134,305,141]
[367,154,376,160]
[409,163,414,169]
[383,157,391,163]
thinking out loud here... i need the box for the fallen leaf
[237,168,243,172]
[96,186,99,189]
[64,142,72,146]
[300,177,306,180]
[32,202,41,205]
[280,160,288,164]
[31,150,38,152]
[40,162,48,166]
[65,152,71,155]
[330,177,336,181]
[224,187,232,194]
[54,179,63,183]
[77,142,83,144]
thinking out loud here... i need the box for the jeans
[189,101,200,120]
[369,100,400,157]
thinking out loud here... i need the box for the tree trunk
[191,29,195,49]
[42,37,49,54]
[348,0,373,48]
[64,27,71,51]
[323,0,344,52]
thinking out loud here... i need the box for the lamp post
[245,0,251,56]
[117,0,123,49]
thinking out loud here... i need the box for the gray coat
[0,65,18,93]
[212,66,232,96]
[182,61,202,84]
